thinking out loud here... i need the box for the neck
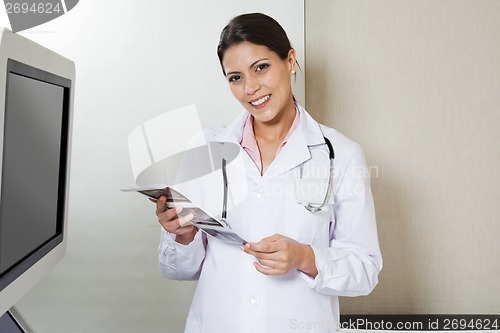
[253,99,296,143]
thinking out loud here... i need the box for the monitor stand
[0,307,34,333]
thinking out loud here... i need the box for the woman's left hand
[241,234,318,277]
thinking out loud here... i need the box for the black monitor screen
[0,311,25,332]
[0,59,71,290]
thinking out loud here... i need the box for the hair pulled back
[217,13,293,75]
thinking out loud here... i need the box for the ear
[287,48,297,73]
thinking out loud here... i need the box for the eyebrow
[225,58,269,77]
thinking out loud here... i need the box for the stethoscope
[220,136,335,225]
[300,136,335,212]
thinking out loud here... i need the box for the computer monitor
[0,27,75,317]
[0,307,34,333]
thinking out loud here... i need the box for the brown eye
[255,63,270,72]
[229,75,242,83]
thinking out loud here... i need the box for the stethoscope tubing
[221,136,335,224]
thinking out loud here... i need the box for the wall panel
[306,0,500,314]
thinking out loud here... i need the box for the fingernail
[245,243,251,249]
[175,206,183,213]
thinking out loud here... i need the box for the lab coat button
[250,297,259,305]
[256,193,264,201]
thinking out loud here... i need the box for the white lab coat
[158,104,382,333]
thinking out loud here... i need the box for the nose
[244,75,260,95]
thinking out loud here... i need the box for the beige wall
[306,0,500,313]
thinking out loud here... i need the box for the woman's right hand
[155,195,197,245]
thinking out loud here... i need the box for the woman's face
[222,42,296,125]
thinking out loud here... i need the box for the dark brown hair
[217,13,294,75]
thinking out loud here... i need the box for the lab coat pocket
[284,197,331,245]
[294,178,333,206]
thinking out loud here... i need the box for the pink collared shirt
[240,107,300,174]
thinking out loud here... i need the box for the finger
[159,211,194,233]
[248,240,280,253]
[241,242,266,254]
[178,213,194,226]
[158,206,183,222]
[242,246,278,260]
[158,217,180,233]
[253,261,283,276]
[156,195,167,215]
[255,257,280,268]
[248,234,286,253]
[157,207,184,232]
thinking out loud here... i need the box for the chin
[250,108,277,123]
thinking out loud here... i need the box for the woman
[156,13,382,333]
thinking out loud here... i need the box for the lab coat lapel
[263,105,326,179]
[208,105,326,178]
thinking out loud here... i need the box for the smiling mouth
[249,94,271,107]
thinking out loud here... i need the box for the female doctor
[156,13,382,333]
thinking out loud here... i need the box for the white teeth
[250,95,270,106]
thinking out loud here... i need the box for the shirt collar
[240,105,301,151]
[211,103,324,148]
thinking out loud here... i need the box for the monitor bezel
[0,58,72,292]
